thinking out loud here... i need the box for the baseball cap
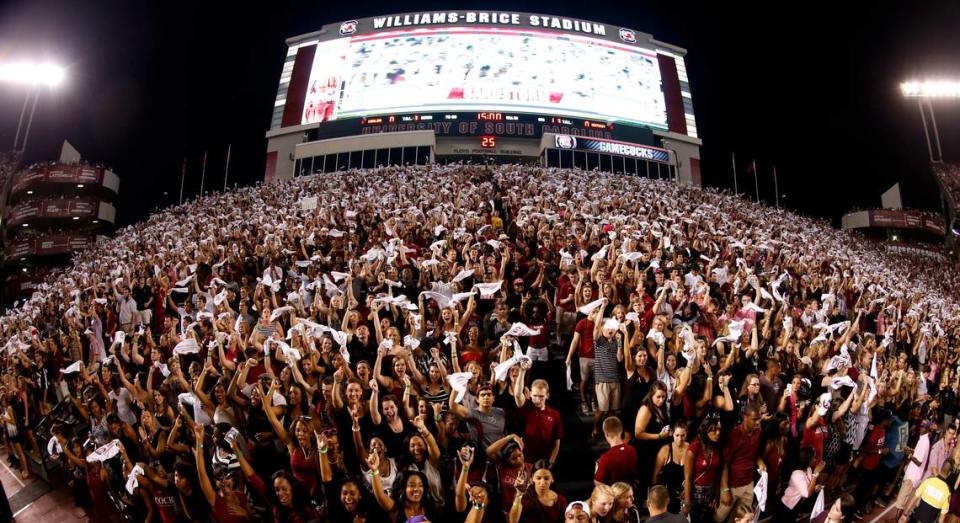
[513,278,524,285]
[565,501,589,514]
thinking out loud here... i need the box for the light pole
[901,80,960,253]
[901,80,960,163]
[0,61,66,152]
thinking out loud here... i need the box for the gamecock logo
[339,20,358,35]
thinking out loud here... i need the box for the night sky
[0,0,958,227]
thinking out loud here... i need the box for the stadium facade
[2,144,118,305]
[265,10,701,184]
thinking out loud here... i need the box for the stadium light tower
[900,80,960,163]
[0,61,66,152]
[902,79,960,255]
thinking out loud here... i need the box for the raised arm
[367,452,396,513]
[193,425,217,507]
[369,380,382,425]
[448,387,469,418]
[261,381,291,446]
[455,446,475,513]
[412,414,441,467]
[457,295,476,332]
[350,405,369,465]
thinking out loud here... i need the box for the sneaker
[853,510,864,520]
[580,403,590,415]
[875,498,888,508]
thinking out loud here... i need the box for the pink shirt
[923,438,955,482]
[781,469,814,509]
[904,433,931,485]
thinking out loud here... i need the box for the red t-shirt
[499,463,533,510]
[556,275,576,313]
[527,316,552,349]
[213,490,252,523]
[723,424,761,488]
[801,418,828,466]
[516,403,564,464]
[861,426,886,470]
[575,318,595,359]
[689,440,721,487]
[595,443,638,485]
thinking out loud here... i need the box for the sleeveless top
[363,457,398,497]
[421,386,449,408]
[290,446,320,495]
[660,443,686,499]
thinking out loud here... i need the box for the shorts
[595,382,622,411]
[579,357,595,384]
[138,309,153,326]
[557,311,577,335]
[896,479,916,510]
[527,346,548,362]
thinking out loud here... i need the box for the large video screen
[302,27,667,128]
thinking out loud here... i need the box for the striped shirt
[594,336,620,383]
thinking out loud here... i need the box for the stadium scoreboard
[266,10,701,184]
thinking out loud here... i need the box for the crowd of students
[1,163,959,523]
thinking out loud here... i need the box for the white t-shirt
[110,388,137,426]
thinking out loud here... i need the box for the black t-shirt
[133,285,152,309]
[942,388,957,416]
[374,417,414,459]
[180,489,212,522]
[348,336,377,367]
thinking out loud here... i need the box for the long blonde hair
[589,484,616,518]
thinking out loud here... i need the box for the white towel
[47,436,63,457]
[447,372,473,403]
[173,338,199,355]
[809,488,825,522]
[493,354,531,382]
[590,245,609,261]
[126,464,145,494]
[403,335,420,351]
[754,469,768,512]
[270,306,293,322]
[86,439,122,463]
[501,323,541,338]
[475,281,503,298]
[578,298,605,316]
[452,269,475,283]
[712,320,746,346]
